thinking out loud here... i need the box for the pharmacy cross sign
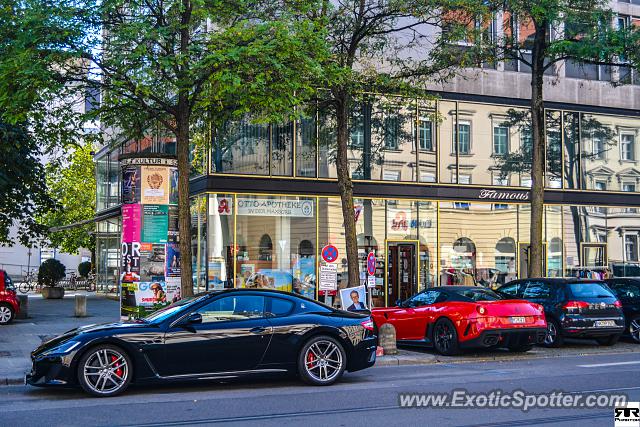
[321,245,339,263]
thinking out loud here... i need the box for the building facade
[94,1,640,306]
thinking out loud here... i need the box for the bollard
[379,323,398,355]
[75,294,87,317]
[16,295,28,319]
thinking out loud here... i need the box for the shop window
[296,116,317,178]
[258,234,273,261]
[213,119,269,174]
[271,123,293,176]
[350,107,365,148]
[495,237,516,276]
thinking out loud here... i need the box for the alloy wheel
[0,306,12,324]
[82,348,129,395]
[631,318,640,343]
[545,322,557,345]
[304,340,343,383]
[435,323,452,352]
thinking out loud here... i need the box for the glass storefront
[96,218,121,292]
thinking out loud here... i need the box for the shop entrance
[386,241,418,306]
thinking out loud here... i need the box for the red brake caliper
[306,352,315,367]
[111,355,123,378]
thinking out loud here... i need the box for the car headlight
[41,340,82,356]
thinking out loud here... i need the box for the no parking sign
[321,244,339,263]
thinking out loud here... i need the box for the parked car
[370,286,547,356]
[497,278,624,347]
[26,289,377,397]
[0,270,20,325]
[604,278,640,343]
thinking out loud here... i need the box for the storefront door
[387,241,418,305]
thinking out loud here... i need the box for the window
[621,133,635,161]
[408,290,440,307]
[623,183,636,192]
[626,235,639,262]
[420,172,436,183]
[609,282,640,301]
[457,123,471,154]
[595,180,607,191]
[266,297,295,317]
[523,281,551,299]
[493,126,509,155]
[498,281,522,298]
[382,170,401,181]
[350,109,365,148]
[592,135,605,160]
[418,119,433,151]
[196,295,266,323]
[384,114,399,149]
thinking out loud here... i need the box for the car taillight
[476,305,487,315]
[361,319,375,331]
[563,301,589,313]
[614,300,622,308]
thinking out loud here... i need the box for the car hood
[33,321,149,356]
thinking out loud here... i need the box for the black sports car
[26,289,378,396]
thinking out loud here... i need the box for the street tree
[1,0,328,297]
[312,0,488,288]
[470,0,636,277]
[39,144,96,256]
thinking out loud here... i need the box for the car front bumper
[25,354,77,387]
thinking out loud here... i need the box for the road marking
[578,360,640,368]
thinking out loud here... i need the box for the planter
[41,286,65,299]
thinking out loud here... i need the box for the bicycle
[18,271,38,294]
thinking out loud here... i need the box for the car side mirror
[183,312,202,325]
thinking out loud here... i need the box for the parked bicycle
[18,271,39,294]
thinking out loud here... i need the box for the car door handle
[250,326,271,334]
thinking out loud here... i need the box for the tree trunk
[334,91,360,289]
[176,109,194,298]
[528,23,547,278]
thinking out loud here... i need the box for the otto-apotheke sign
[237,198,314,217]
[477,189,529,201]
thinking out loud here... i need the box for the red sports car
[0,269,20,325]
[371,286,547,355]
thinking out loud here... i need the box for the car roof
[438,286,495,292]
[504,278,605,285]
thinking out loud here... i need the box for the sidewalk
[0,292,119,385]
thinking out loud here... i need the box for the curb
[1,377,24,386]
[375,354,437,366]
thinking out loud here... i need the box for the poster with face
[120,242,141,282]
[165,276,182,303]
[135,281,168,307]
[122,167,141,204]
[141,166,170,204]
[339,285,368,312]
[169,167,179,205]
[165,243,181,277]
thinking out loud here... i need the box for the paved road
[1,351,638,427]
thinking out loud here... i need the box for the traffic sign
[367,251,376,276]
[321,244,339,263]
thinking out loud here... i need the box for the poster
[122,167,141,204]
[142,204,169,243]
[135,281,168,307]
[340,285,368,311]
[165,277,182,304]
[120,242,141,282]
[319,264,338,291]
[168,205,179,241]
[122,204,142,242]
[208,261,226,289]
[141,166,170,204]
[139,243,165,281]
[165,242,181,277]
[169,167,179,205]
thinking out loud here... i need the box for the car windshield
[454,288,503,302]
[568,282,615,299]
[4,274,15,291]
[143,294,208,323]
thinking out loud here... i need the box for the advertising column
[120,156,181,319]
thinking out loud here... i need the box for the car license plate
[510,316,526,324]
[594,320,616,327]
